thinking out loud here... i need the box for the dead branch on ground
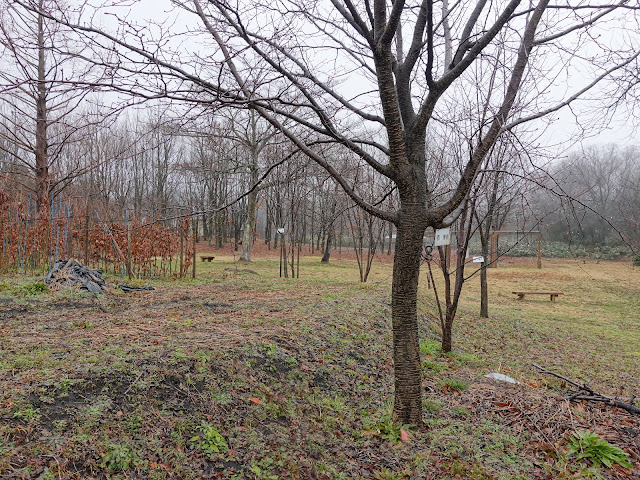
[533,364,640,416]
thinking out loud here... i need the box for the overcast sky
[87,0,639,158]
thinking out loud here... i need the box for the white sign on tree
[434,228,451,247]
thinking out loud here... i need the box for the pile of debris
[44,258,106,294]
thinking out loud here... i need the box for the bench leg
[517,294,525,300]
[550,295,556,301]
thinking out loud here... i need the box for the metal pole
[125,208,132,280]
[21,196,31,273]
[49,193,54,268]
[84,210,90,266]
[279,232,283,278]
[537,232,542,269]
[179,218,184,278]
[192,216,197,279]
[33,201,37,272]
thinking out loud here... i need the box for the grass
[0,251,638,479]
[448,258,640,387]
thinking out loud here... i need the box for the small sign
[472,256,485,263]
[434,228,451,246]
[276,227,285,234]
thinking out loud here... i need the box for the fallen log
[533,364,640,416]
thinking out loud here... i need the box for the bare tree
[221,110,278,262]
[474,138,534,318]
[0,0,100,207]
[28,0,640,426]
[548,145,629,245]
[616,148,640,252]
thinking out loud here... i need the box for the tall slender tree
[0,0,96,207]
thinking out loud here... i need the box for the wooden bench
[513,291,563,301]
[200,255,215,262]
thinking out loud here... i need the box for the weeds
[566,430,632,469]
[100,443,137,473]
[374,467,409,480]
[12,403,40,422]
[422,359,445,374]
[423,399,442,413]
[35,468,56,480]
[363,407,413,444]
[248,458,279,480]
[419,339,441,355]
[11,281,48,296]
[437,377,470,392]
[190,421,228,458]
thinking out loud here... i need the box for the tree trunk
[391,213,426,426]
[240,188,257,261]
[381,221,387,254]
[321,227,332,263]
[264,208,272,249]
[441,313,453,352]
[440,198,474,352]
[216,213,224,248]
[479,240,489,318]
[35,7,49,209]
[234,218,241,251]
[282,233,288,278]
[363,218,379,282]
[202,211,210,241]
[310,196,315,254]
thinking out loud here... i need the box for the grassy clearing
[447,258,640,388]
[0,253,638,479]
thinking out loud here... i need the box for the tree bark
[479,241,489,318]
[35,6,50,209]
[321,227,332,263]
[441,318,453,352]
[215,213,224,249]
[239,187,257,261]
[391,209,426,426]
[281,233,288,278]
[264,205,272,249]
